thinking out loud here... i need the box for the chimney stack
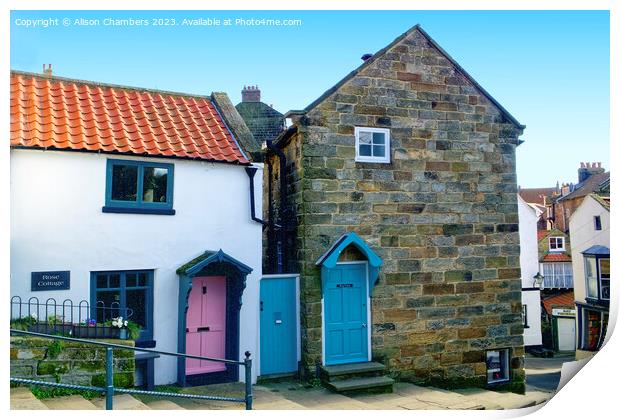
[241,85,261,103]
[578,161,605,183]
[43,64,52,76]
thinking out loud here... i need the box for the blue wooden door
[324,263,369,365]
[260,276,298,375]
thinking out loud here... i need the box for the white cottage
[10,70,264,386]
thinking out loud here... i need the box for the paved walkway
[12,379,552,410]
[524,353,575,392]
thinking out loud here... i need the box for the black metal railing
[10,329,253,410]
[10,296,134,339]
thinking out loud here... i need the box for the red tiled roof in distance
[10,71,249,164]
[519,188,558,206]
[542,291,574,315]
[542,253,572,262]
[537,230,550,242]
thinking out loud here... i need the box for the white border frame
[354,126,391,164]
[321,261,372,366]
[258,273,301,377]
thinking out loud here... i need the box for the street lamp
[533,272,544,290]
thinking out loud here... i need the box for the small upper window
[549,237,565,251]
[103,159,175,215]
[355,127,390,163]
[594,216,602,231]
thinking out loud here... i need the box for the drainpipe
[266,140,287,274]
[245,166,272,228]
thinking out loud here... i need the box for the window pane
[373,145,385,157]
[111,164,138,201]
[600,259,610,279]
[138,272,148,286]
[585,257,598,298]
[143,167,169,203]
[359,144,372,156]
[126,289,147,329]
[109,274,121,289]
[126,273,137,288]
[96,274,107,289]
[96,291,121,322]
[358,131,371,144]
[372,132,385,145]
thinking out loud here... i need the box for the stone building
[263,25,526,392]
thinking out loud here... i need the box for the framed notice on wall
[31,271,70,291]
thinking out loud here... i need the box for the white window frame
[548,236,565,252]
[486,349,510,384]
[354,127,391,164]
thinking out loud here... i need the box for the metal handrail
[10,329,253,410]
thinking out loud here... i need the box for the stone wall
[10,336,135,388]
[267,27,526,392]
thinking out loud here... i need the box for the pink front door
[186,276,227,375]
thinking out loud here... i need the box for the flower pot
[119,329,128,340]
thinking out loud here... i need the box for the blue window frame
[90,270,155,346]
[103,159,175,215]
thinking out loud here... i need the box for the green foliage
[126,320,141,341]
[154,384,183,394]
[46,340,64,359]
[10,315,37,331]
[29,386,102,400]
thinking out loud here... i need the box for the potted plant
[111,316,129,340]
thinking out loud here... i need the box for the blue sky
[10,10,609,188]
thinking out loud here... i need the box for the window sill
[102,206,175,215]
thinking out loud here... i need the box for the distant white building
[570,194,610,360]
[518,195,543,348]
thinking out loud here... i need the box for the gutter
[266,139,288,274]
[245,166,276,228]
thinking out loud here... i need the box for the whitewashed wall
[518,196,540,287]
[569,195,610,303]
[518,196,543,346]
[10,149,263,385]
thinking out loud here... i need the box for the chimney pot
[241,85,261,103]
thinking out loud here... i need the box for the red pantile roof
[10,71,249,164]
[537,230,550,241]
[542,291,574,315]
[542,253,572,262]
[518,188,558,206]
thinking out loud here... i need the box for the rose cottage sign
[31,271,70,291]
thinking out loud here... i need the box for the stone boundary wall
[10,336,135,388]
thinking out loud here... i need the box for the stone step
[145,400,187,410]
[10,387,48,410]
[41,395,99,410]
[327,375,395,394]
[90,394,152,410]
[320,361,386,381]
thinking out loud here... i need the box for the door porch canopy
[315,232,383,296]
[176,249,252,385]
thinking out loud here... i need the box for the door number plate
[337,283,353,288]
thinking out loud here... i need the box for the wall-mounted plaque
[31,271,70,291]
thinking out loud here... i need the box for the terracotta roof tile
[542,253,572,262]
[542,291,574,315]
[10,72,249,164]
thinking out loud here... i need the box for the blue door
[260,276,298,375]
[324,263,369,365]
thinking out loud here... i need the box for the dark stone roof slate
[235,101,286,144]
